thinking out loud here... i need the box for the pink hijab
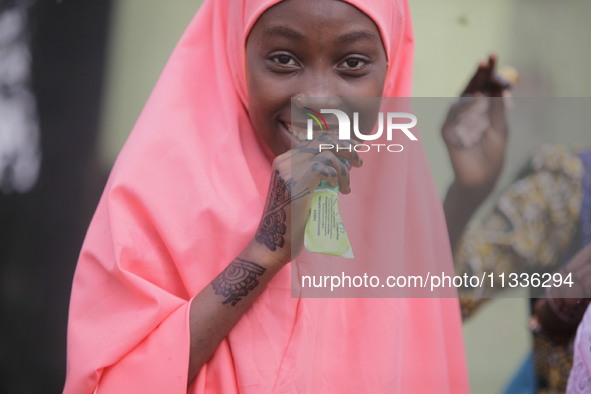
[64,0,469,393]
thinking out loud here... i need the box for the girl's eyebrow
[337,30,377,44]
[260,26,377,46]
[262,25,304,40]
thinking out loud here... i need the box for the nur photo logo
[302,107,419,153]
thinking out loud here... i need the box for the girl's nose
[292,85,343,113]
[292,68,346,108]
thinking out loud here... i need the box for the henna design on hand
[310,156,347,176]
[255,170,310,251]
[211,258,266,306]
[311,162,335,178]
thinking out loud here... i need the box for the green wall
[99,0,202,164]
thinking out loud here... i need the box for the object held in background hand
[499,66,520,86]
[446,57,518,149]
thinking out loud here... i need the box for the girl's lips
[279,121,304,149]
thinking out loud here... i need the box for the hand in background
[442,54,510,199]
[443,54,513,251]
[530,244,591,345]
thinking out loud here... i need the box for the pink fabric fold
[64,0,469,393]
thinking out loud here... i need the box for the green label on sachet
[304,181,354,258]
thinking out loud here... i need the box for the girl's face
[246,0,388,157]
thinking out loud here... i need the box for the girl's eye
[271,54,298,67]
[338,57,368,70]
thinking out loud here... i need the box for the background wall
[99,0,202,165]
[96,1,591,393]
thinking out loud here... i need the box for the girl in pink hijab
[64,0,469,392]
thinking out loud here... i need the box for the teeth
[287,123,307,141]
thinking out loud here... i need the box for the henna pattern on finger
[256,170,310,251]
[292,145,324,155]
[310,155,350,178]
[339,160,348,176]
[212,258,266,306]
[311,162,334,178]
[310,156,334,167]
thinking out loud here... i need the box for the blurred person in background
[0,0,111,392]
[444,57,591,393]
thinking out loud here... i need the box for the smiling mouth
[280,120,308,141]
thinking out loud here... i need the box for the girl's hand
[442,54,510,200]
[253,134,362,266]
